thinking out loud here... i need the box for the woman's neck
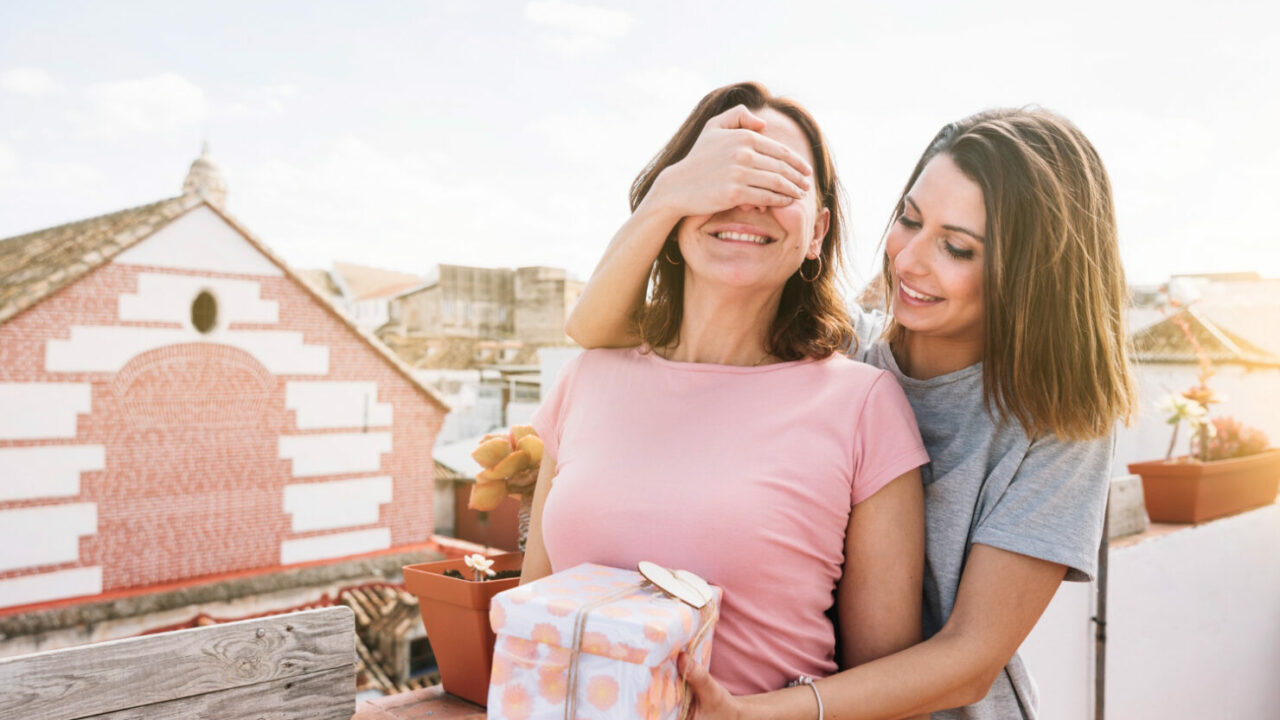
[894,330,982,380]
[661,278,783,366]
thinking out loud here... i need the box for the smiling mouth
[900,281,943,303]
[714,230,774,245]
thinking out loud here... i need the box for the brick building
[0,149,450,641]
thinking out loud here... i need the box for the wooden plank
[86,664,354,720]
[0,607,354,720]
[352,685,485,720]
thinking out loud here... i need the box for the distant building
[0,148,449,668]
[514,266,585,345]
[390,264,515,340]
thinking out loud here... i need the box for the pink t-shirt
[531,347,927,694]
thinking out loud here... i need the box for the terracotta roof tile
[1130,307,1280,368]
[0,195,197,324]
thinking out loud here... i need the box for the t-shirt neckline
[633,346,820,374]
[869,340,982,388]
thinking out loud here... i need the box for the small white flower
[1158,394,1207,427]
[464,553,496,579]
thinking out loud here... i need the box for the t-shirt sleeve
[971,433,1114,582]
[530,351,587,461]
[846,304,887,362]
[850,372,930,504]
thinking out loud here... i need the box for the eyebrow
[905,196,986,243]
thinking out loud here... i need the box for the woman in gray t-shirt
[566,89,1137,719]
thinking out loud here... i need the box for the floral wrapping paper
[487,563,721,720]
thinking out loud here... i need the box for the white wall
[1019,580,1096,720]
[1018,501,1280,718]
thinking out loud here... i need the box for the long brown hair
[630,82,853,361]
[883,108,1137,441]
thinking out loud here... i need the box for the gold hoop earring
[799,255,822,282]
[663,244,682,266]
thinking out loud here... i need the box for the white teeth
[902,284,942,302]
[715,231,771,244]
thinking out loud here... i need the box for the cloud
[525,0,633,57]
[0,142,15,186]
[220,84,299,120]
[79,72,208,139]
[0,67,60,95]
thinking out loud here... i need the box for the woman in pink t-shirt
[520,83,930,696]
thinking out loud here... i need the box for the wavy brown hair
[630,82,853,361]
[883,108,1137,441]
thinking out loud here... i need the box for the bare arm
[566,105,814,349]
[518,451,557,583]
[836,471,928,720]
[682,544,1068,719]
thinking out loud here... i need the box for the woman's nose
[736,204,769,214]
[893,233,930,277]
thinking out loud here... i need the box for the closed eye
[943,239,975,260]
[897,215,921,230]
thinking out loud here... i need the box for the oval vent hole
[192,291,217,334]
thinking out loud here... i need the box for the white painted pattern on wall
[285,381,393,429]
[0,446,106,502]
[0,566,103,609]
[112,205,283,276]
[282,476,393,532]
[279,528,391,565]
[0,383,92,440]
[277,432,392,477]
[46,326,328,375]
[118,273,278,327]
[0,503,97,572]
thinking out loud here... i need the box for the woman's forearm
[746,627,990,720]
[565,192,681,348]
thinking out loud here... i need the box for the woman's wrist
[636,166,689,231]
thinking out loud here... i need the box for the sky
[1,1,1277,290]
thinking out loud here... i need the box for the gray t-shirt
[853,313,1112,719]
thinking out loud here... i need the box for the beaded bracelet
[790,675,824,720]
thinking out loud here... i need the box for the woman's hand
[679,652,750,720]
[645,105,815,220]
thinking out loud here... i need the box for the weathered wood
[0,607,355,720]
[86,664,353,720]
[352,684,485,720]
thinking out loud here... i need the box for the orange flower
[530,623,562,647]
[503,636,539,662]
[490,602,506,632]
[585,675,620,710]
[643,621,668,643]
[501,684,533,720]
[545,645,572,666]
[546,597,578,617]
[490,654,512,685]
[580,631,610,656]
[538,665,568,703]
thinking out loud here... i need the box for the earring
[799,255,822,282]
[663,244,682,265]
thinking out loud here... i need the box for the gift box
[487,563,721,720]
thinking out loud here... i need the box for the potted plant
[1127,303,1280,523]
[403,551,523,705]
[403,426,542,705]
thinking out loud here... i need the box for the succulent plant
[1191,416,1270,461]
[468,425,543,512]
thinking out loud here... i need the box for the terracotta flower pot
[1128,449,1280,524]
[403,552,523,705]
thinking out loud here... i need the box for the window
[191,291,217,333]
